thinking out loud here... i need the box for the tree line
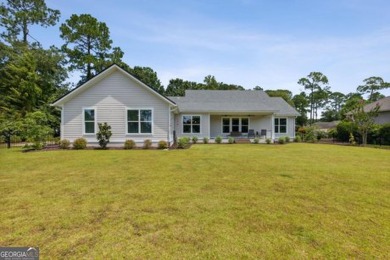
[0,0,389,147]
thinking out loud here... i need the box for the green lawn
[0,144,389,258]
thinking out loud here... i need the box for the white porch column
[271,114,275,140]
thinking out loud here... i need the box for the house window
[274,118,287,133]
[84,108,95,134]
[127,109,152,134]
[222,117,249,133]
[183,115,201,134]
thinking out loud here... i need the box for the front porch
[174,113,296,141]
[209,114,274,139]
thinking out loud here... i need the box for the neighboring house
[364,96,390,124]
[313,121,340,132]
[52,64,299,146]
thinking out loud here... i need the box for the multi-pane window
[84,108,95,134]
[274,118,287,133]
[183,115,201,134]
[222,118,249,133]
[127,109,152,134]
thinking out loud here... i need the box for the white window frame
[126,108,154,135]
[274,117,287,134]
[221,117,250,133]
[182,115,202,134]
[83,107,97,135]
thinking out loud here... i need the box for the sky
[26,0,390,96]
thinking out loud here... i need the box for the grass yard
[0,144,389,259]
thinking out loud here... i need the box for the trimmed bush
[285,136,290,143]
[203,137,209,144]
[143,139,152,149]
[228,137,235,144]
[253,137,260,144]
[178,137,191,149]
[266,138,271,144]
[215,136,222,144]
[294,136,301,142]
[158,140,168,149]
[59,139,71,149]
[73,138,87,150]
[124,139,136,149]
[192,136,198,144]
[278,137,286,144]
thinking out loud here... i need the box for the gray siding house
[52,64,299,145]
[364,96,390,125]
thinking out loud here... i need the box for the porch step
[234,138,251,144]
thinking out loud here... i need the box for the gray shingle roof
[364,96,390,112]
[169,90,299,116]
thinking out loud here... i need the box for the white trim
[52,65,176,107]
[60,106,64,140]
[221,117,250,134]
[271,114,275,140]
[82,107,97,135]
[125,107,154,135]
[168,107,171,144]
[182,114,202,134]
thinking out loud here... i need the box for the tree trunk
[6,135,11,149]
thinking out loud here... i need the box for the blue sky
[28,0,390,96]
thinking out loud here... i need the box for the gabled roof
[52,64,176,107]
[169,90,299,116]
[364,96,390,112]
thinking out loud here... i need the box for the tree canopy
[60,14,123,83]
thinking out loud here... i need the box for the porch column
[271,114,275,140]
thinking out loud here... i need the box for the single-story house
[52,64,299,146]
[313,121,340,132]
[363,96,390,124]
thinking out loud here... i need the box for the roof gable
[52,64,176,107]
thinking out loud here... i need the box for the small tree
[349,100,380,146]
[0,115,22,148]
[96,122,112,149]
[23,111,53,149]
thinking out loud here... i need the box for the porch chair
[260,129,267,138]
[248,129,255,138]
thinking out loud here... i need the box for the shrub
[378,123,390,145]
[285,136,290,143]
[336,121,358,142]
[143,139,152,149]
[11,135,22,143]
[124,139,136,149]
[349,133,356,145]
[253,137,260,144]
[215,136,222,144]
[266,138,271,144]
[203,137,209,144]
[158,140,168,149]
[192,136,198,144]
[294,136,301,142]
[178,136,191,149]
[59,139,71,149]
[228,137,235,144]
[73,138,87,149]
[96,122,112,149]
[303,126,317,143]
[278,137,285,144]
